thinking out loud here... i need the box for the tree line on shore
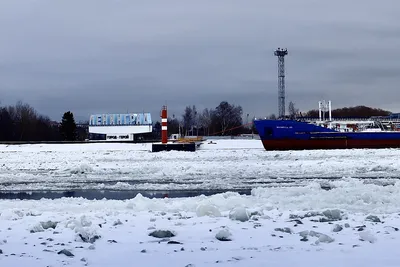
[0,101,85,142]
[156,101,249,138]
[303,105,391,118]
[0,100,396,141]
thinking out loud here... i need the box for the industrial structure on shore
[274,48,288,119]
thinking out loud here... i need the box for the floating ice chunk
[66,219,80,230]
[30,223,44,233]
[70,163,93,174]
[215,227,232,241]
[332,224,343,232]
[299,230,309,238]
[365,215,381,223]
[229,207,250,222]
[66,215,92,230]
[275,227,292,234]
[149,230,176,238]
[14,210,24,218]
[25,210,42,217]
[308,230,335,244]
[359,231,377,243]
[58,249,74,257]
[384,226,399,233]
[322,209,343,221]
[41,220,58,230]
[1,210,24,220]
[196,204,221,217]
[80,215,92,227]
[126,202,135,209]
[249,210,264,217]
[113,219,123,226]
[29,220,58,233]
[316,234,335,244]
[75,227,101,243]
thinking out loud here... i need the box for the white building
[89,113,153,141]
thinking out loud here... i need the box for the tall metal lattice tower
[274,48,288,118]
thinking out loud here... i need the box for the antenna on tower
[274,48,288,119]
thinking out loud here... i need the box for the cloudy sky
[1,0,400,122]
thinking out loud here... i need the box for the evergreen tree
[60,111,77,141]
[153,121,161,138]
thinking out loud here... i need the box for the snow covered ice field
[2,140,400,266]
[1,139,400,192]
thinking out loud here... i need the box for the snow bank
[1,190,400,267]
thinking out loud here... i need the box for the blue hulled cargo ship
[254,119,400,151]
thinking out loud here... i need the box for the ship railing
[301,117,400,123]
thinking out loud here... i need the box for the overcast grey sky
[1,0,400,122]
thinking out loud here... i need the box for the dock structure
[152,142,196,152]
[152,106,197,152]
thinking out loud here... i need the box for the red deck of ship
[262,139,400,150]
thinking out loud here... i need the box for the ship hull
[261,139,400,150]
[254,119,400,151]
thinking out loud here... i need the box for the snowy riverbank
[1,187,400,266]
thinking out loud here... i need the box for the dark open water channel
[0,176,396,200]
[0,189,252,200]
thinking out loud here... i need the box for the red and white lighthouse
[161,106,168,144]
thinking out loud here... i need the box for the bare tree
[167,116,180,136]
[192,105,197,136]
[268,114,277,120]
[199,108,213,136]
[1,101,61,141]
[288,101,299,119]
[182,106,193,136]
[0,107,14,140]
[182,105,199,136]
[213,101,243,135]
[14,101,38,140]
